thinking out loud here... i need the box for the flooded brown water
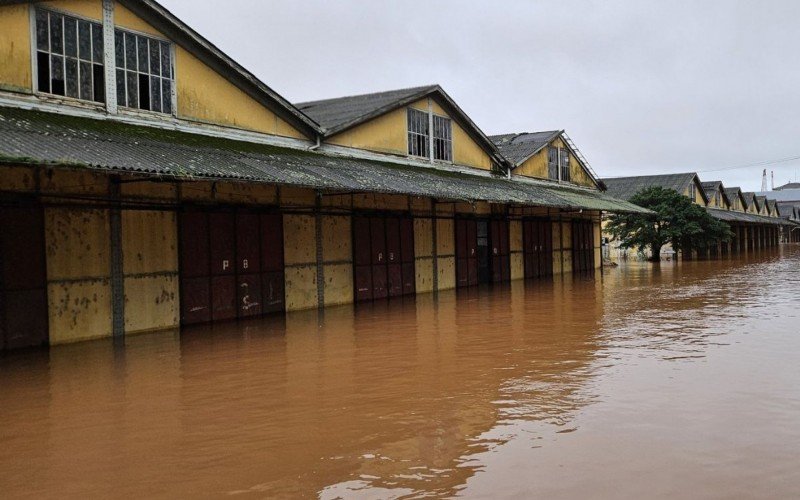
[2,246,800,499]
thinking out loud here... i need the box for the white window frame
[114,26,176,116]
[29,6,107,107]
[406,99,453,164]
[548,146,571,183]
[27,3,177,117]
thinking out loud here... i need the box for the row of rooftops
[602,172,800,224]
[0,0,795,223]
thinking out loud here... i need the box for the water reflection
[1,246,798,498]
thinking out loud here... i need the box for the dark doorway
[572,220,595,273]
[179,209,284,326]
[353,214,415,302]
[0,202,49,350]
[456,217,510,288]
[523,218,554,279]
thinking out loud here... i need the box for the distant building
[774,182,800,191]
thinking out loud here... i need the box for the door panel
[236,212,261,274]
[261,213,284,273]
[400,218,414,263]
[262,271,285,313]
[401,263,415,295]
[1,205,48,349]
[211,275,237,321]
[179,211,209,278]
[180,277,211,325]
[237,273,262,318]
[372,265,388,299]
[354,265,373,302]
[388,263,403,297]
[209,212,235,276]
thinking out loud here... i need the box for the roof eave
[119,0,322,140]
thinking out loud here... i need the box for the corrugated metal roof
[0,106,648,214]
[296,86,435,132]
[706,207,788,226]
[488,131,561,165]
[601,173,698,201]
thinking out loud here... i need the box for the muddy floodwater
[2,247,800,499]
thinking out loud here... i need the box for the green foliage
[606,187,732,261]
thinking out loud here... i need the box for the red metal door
[260,213,285,313]
[370,217,388,299]
[467,219,478,286]
[456,218,468,287]
[179,210,210,325]
[490,220,502,282]
[209,212,236,320]
[236,212,262,318]
[385,218,403,297]
[0,205,48,349]
[400,217,415,295]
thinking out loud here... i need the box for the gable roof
[488,130,562,165]
[601,173,708,203]
[489,130,602,189]
[0,0,320,138]
[767,199,778,216]
[742,192,760,212]
[755,195,768,213]
[753,189,800,203]
[701,180,730,206]
[295,85,510,169]
[777,202,800,220]
[724,187,747,209]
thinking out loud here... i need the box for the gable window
[548,147,571,182]
[432,115,452,162]
[407,108,429,158]
[407,107,452,162]
[35,9,105,103]
[114,29,174,113]
[560,149,571,183]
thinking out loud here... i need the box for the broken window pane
[92,64,105,103]
[50,54,64,95]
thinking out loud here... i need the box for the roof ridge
[295,85,438,108]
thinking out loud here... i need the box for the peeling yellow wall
[283,214,317,311]
[45,207,112,344]
[41,168,109,196]
[509,220,523,280]
[0,3,32,93]
[280,186,316,207]
[510,253,524,280]
[436,219,454,256]
[414,218,434,293]
[437,256,456,291]
[323,263,353,306]
[124,275,178,333]
[121,210,178,275]
[514,137,596,188]
[321,216,352,306]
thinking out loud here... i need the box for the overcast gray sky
[160,0,800,192]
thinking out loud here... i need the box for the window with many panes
[548,147,571,182]
[408,107,452,162]
[408,108,429,158]
[432,115,452,162]
[35,9,105,103]
[559,149,571,182]
[114,29,174,113]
